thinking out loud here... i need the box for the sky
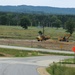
[0,0,75,8]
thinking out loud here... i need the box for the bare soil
[37,67,50,75]
[0,39,75,51]
[0,52,13,57]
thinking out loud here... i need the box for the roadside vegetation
[0,48,74,57]
[59,58,75,64]
[47,62,75,75]
[47,58,75,75]
[0,48,45,57]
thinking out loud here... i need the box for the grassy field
[0,48,74,57]
[0,26,75,40]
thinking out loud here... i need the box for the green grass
[46,58,75,75]
[0,48,44,57]
[60,58,75,64]
[47,62,75,75]
[0,26,75,40]
[0,48,74,57]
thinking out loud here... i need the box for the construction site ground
[0,39,74,51]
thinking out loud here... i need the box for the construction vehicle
[58,34,71,42]
[36,31,50,41]
[36,35,50,41]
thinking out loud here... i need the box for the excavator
[58,34,71,42]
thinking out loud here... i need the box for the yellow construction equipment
[36,35,50,41]
[58,34,71,42]
[37,31,50,41]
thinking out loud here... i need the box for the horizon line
[0,4,75,9]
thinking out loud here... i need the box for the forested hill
[0,5,75,15]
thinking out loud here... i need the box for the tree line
[0,12,75,35]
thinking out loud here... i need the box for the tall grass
[0,26,75,40]
[47,62,75,75]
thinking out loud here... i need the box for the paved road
[0,56,73,75]
[0,45,74,75]
[0,45,74,54]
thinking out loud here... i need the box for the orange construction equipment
[58,34,71,42]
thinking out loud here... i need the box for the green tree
[6,13,13,25]
[65,19,75,35]
[53,19,62,29]
[50,15,58,27]
[20,16,31,29]
[0,15,7,25]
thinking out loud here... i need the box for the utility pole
[42,21,45,35]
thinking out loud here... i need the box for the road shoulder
[37,67,50,75]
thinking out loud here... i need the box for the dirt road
[0,39,74,51]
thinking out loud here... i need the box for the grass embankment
[60,58,75,64]
[0,26,75,40]
[0,48,74,57]
[47,62,75,75]
[47,58,75,75]
[0,48,45,57]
